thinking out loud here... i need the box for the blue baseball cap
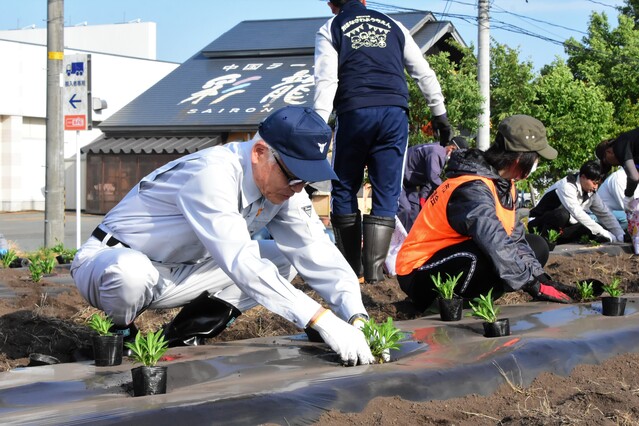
[259,106,337,182]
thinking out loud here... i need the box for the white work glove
[600,229,616,243]
[312,310,375,366]
[615,232,625,243]
[623,196,634,214]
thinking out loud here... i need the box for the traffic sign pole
[62,53,91,247]
[62,54,91,131]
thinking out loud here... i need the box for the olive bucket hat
[498,115,558,160]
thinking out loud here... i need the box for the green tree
[618,0,639,27]
[528,60,614,190]
[489,42,537,125]
[407,41,483,146]
[565,12,639,133]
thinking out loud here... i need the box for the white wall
[0,23,178,212]
[0,22,157,60]
[0,41,46,118]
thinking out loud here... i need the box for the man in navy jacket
[314,0,452,283]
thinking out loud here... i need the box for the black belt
[91,227,130,248]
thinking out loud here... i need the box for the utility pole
[45,0,65,247]
[477,0,490,150]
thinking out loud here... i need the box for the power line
[368,0,587,45]
[367,1,636,66]
[584,0,619,9]
[366,1,421,13]
[490,5,588,37]
[360,4,569,57]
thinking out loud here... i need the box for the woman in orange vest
[396,115,577,312]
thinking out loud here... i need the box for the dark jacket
[397,143,446,231]
[611,127,639,196]
[313,0,446,122]
[444,149,544,290]
[327,1,410,114]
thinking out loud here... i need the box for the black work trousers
[527,206,603,244]
[397,234,548,312]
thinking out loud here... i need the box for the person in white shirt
[528,160,625,245]
[71,106,375,366]
[596,168,639,231]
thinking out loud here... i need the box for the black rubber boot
[110,322,139,357]
[362,214,395,283]
[330,212,363,278]
[163,291,242,347]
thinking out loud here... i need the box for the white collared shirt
[100,136,364,327]
[541,173,623,238]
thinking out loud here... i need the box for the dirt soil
[1,249,639,425]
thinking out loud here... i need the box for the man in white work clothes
[71,106,375,366]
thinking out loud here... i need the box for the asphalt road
[0,211,104,253]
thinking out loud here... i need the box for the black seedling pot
[601,296,627,316]
[28,353,60,367]
[438,296,463,321]
[92,334,123,366]
[131,366,168,396]
[482,318,510,337]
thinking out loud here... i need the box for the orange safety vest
[396,175,516,276]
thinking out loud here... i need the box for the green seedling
[576,280,595,301]
[361,317,405,363]
[125,329,169,367]
[467,288,500,323]
[27,259,43,283]
[27,255,57,282]
[87,312,114,336]
[1,249,18,269]
[430,272,463,299]
[27,248,56,279]
[578,235,600,246]
[546,229,561,243]
[42,256,56,274]
[51,242,66,254]
[51,242,78,264]
[602,277,623,297]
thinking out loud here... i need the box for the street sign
[63,54,91,131]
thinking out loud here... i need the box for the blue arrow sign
[69,94,82,109]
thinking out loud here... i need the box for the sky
[0,0,626,70]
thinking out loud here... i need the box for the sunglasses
[271,151,309,187]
